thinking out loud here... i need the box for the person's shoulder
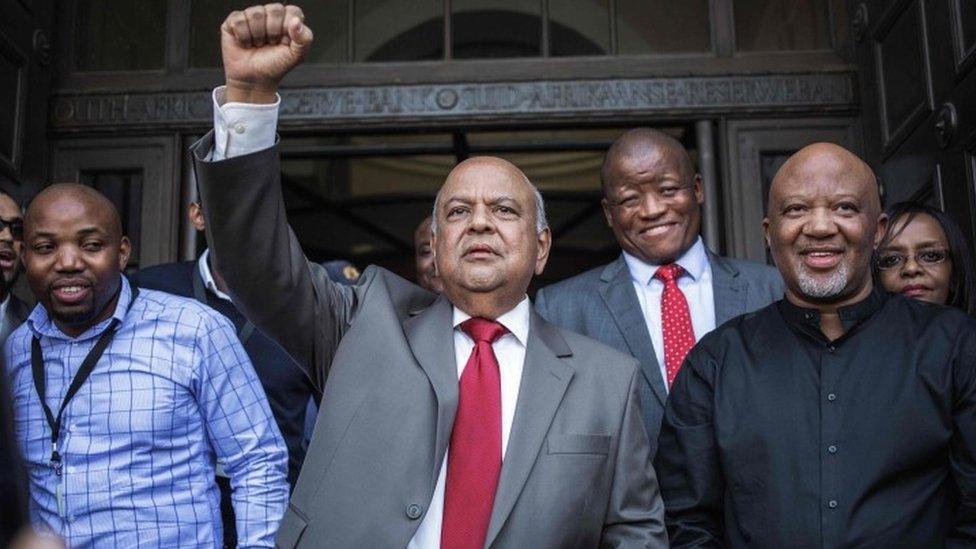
[5,318,35,357]
[134,288,233,331]
[355,265,438,319]
[130,261,196,295]
[886,292,976,331]
[690,300,781,363]
[537,261,615,299]
[714,254,781,281]
[713,299,779,336]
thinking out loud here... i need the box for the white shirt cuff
[211,86,280,160]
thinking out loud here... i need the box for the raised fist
[220,4,314,103]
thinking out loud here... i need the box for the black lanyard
[30,285,139,476]
[193,267,255,345]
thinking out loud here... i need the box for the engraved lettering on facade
[50,73,855,129]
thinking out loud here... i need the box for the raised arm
[191,4,355,389]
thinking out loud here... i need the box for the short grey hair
[430,183,549,235]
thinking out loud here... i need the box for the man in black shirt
[656,142,976,547]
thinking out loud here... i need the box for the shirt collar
[453,295,531,347]
[777,284,888,337]
[198,249,232,301]
[28,275,135,341]
[622,236,708,285]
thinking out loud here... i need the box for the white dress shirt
[623,237,715,392]
[408,297,530,549]
[197,248,232,301]
[210,86,280,161]
[210,88,529,548]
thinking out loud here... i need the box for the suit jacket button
[406,503,423,519]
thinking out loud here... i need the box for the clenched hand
[221,3,314,104]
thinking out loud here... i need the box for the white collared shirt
[623,237,715,392]
[197,249,232,301]
[407,296,530,549]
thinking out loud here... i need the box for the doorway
[272,124,698,288]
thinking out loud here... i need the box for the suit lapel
[403,294,459,485]
[485,312,573,547]
[708,251,747,325]
[598,258,667,407]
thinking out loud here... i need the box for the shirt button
[67,466,75,473]
[827,445,837,454]
[234,123,246,134]
[827,500,838,509]
[67,515,76,523]
[405,503,423,519]
[827,345,836,353]
[804,313,814,320]
[827,393,837,402]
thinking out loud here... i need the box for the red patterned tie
[655,264,696,388]
[441,317,508,549]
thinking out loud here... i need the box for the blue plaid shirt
[5,277,288,547]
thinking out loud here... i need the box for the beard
[796,261,850,299]
[48,301,98,327]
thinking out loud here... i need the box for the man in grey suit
[191,4,667,547]
[535,129,783,455]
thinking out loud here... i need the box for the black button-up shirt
[656,288,976,547]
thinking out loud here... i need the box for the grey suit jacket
[191,133,668,548]
[535,253,783,456]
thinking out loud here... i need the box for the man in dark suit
[131,200,316,548]
[191,5,668,546]
[0,189,30,343]
[535,129,783,455]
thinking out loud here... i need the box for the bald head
[769,142,880,217]
[27,183,124,242]
[22,183,131,338]
[433,156,547,233]
[601,128,696,195]
[763,142,885,311]
[449,156,531,186]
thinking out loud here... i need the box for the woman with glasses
[875,201,976,316]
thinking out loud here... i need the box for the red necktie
[655,264,696,388]
[441,317,508,549]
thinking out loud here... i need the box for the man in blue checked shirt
[4,184,288,547]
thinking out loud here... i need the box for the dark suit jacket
[535,253,783,456]
[1,293,30,344]
[131,261,314,486]
[0,324,27,546]
[191,133,668,548]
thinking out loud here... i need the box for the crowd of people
[4,3,976,548]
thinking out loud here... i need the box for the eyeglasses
[876,248,950,270]
[0,216,22,240]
